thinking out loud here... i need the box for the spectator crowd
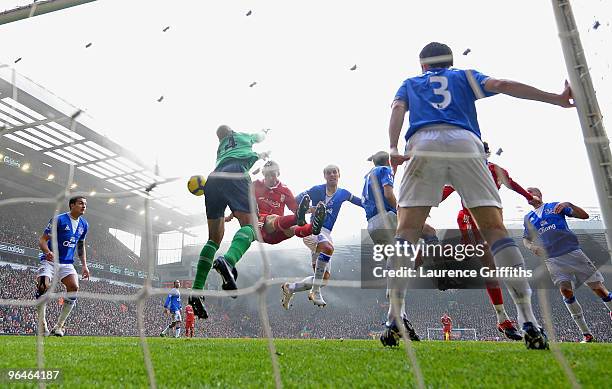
[1,264,610,342]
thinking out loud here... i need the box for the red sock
[274,214,297,230]
[486,281,504,305]
[294,224,312,237]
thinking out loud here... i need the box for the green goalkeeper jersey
[215,132,261,171]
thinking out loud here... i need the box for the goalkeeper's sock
[291,276,314,292]
[224,225,256,267]
[564,296,591,335]
[491,238,538,327]
[192,240,219,290]
[311,252,332,293]
[293,224,313,238]
[274,214,297,230]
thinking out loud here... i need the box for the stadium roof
[0,66,198,233]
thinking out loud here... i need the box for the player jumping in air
[281,165,363,308]
[386,41,574,349]
[523,188,612,343]
[441,141,533,341]
[161,280,182,338]
[185,304,195,338]
[189,125,270,319]
[36,196,90,337]
[225,160,327,245]
[441,313,452,341]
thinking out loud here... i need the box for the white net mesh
[1,1,612,388]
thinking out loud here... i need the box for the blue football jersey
[297,185,363,231]
[40,213,88,264]
[394,68,497,141]
[362,166,396,220]
[164,288,182,313]
[523,202,580,258]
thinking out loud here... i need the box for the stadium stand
[1,257,610,341]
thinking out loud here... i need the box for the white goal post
[427,328,477,341]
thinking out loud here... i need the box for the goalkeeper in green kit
[189,125,270,319]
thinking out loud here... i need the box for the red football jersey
[254,179,298,216]
[441,315,452,328]
[185,305,195,322]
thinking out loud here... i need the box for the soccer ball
[187,175,206,196]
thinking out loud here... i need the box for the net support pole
[0,0,97,26]
[552,0,612,261]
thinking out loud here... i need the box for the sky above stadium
[1,0,611,246]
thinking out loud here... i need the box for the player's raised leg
[35,274,51,336]
[213,210,256,297]
[308,241,333,307]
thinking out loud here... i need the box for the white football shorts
[367,211,398,245]
[398,125,501,209]
[37,260,77,281]
[545,249,604,286]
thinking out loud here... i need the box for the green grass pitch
[1,337,610,388]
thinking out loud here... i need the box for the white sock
[162,324,171,335]
[311,253,332,293]
[564,296,590,334]
[493,304,510,324]
[291,276,314,293]
[175,327,181,338]
[490,239,538,327]
[385,239,412,326]
[386,288,407,325]
[37,302,48,331]
[56,298,76,328]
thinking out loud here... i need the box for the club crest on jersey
[77,226,84,235]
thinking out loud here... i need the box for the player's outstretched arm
[348,193,364,208]
[494,165,534,202]
[484,79,574,108]
[554,202,589,219]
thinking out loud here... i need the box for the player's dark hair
[419,42,453,68]
[368,151,390,167]
[69,196,86,207]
